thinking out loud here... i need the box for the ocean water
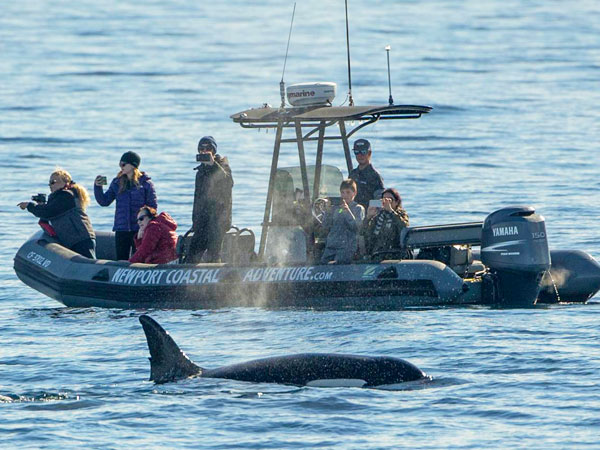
[1,1,599,448]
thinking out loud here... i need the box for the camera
[196,153,212,162]
[31,193,47,204]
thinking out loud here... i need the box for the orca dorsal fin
[139,315,202,384]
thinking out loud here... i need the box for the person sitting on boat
[320,179,365,264]
[17,168,96,258]
[94,151,157,261]
[187,136,234,263]
[364,188,410,260]
[130,206,178,264]
[348,139,384,211]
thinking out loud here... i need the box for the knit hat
[120,151,141,168]
[198,136,217,153]
[352,138,371,153]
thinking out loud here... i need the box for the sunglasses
[119,161,127,167]
[49,180,59,186]
[137,215,149,222]
[353,149,368,155]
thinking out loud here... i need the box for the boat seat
[221,227,256,265]
[400,222,483,249]
[95,231,117,260]
[264,225,308,264]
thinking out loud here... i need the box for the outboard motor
[481,206,550,307]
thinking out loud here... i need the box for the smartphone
[369,199,382,208]
[329,197,342,207]
[196,153,212,162]
[98,176,108,185]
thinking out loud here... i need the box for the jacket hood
[153,212,177,231]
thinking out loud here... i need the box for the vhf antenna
[385,45,393,105]
[345,0,354,106]
[280,2,297,109]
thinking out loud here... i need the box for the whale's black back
[205,353,425,386]
[140,314,426,387]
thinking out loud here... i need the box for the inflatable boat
[13,204,600,309]
[14,104,600,308]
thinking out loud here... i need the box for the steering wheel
[312,197,329,224]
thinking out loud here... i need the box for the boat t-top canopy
[230,103,432,259]
[231,104,431,126]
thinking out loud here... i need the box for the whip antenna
[385,45,393,105]
[280,2,297,108]
[344,0,354,106]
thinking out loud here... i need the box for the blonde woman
[94,151,157,260]
[18,168,96,258]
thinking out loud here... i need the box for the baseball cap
[353,139,371,154]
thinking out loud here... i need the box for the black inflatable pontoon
[13,205,600,309]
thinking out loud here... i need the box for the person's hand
[204,152,215,166]
[17,202,30,210]
[367,206,378,218]
[382,197,393,212]
[340,199,350,211]
[137,228,144,239]
[94,175,105,186]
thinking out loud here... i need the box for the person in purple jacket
[94,151,157,260]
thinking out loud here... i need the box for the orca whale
[139,315,428,388]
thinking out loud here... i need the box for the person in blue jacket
[94,151,157,260]
[320,179,365,264]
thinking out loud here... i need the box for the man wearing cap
[187,136,234,263]
[348,139,384,211]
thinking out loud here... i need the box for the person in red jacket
[129,206,178,264]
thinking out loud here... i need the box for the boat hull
[14,232,483,310]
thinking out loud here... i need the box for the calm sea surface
[1,1,599,448]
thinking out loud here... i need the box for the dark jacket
[349,164,384,210]
[192,155,233,232]
[94,173,157,232]
[365,206,410,257]
[27,188,95,247]
[130,212,178,264]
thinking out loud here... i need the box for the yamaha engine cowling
[481,206,550,307]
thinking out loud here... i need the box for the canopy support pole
[338,120,354,174]
[312,121,326,201]
[294,120,311,205]
[258,121,284,259]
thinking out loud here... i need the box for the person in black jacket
[18,168,96,258]
[187,136,233,263]
[348,139,385,211]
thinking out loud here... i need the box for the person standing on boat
[129,206,178,264]
[348,139,384,211]
[320,179,365,264]
[187,136,233,263]
[364,188,410,260]
[94,151,157,260]
[17,168,96,258]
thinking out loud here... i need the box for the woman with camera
[94,151,157,260]
[17,168,96,258]
[364,187,410,260]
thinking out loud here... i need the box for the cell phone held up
[196,153,212,163]
[98,176,108,185]
[369,199,382,209]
